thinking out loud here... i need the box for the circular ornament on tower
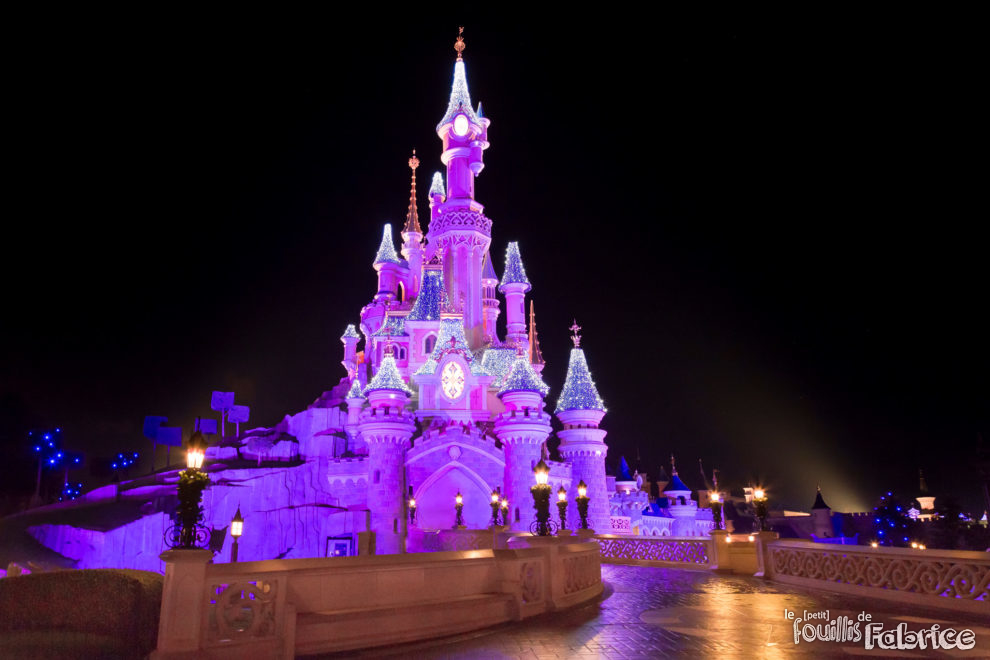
[453,113,470,137]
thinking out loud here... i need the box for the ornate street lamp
[454,491,464,528]
[753,487,769,532]
[408,497,417,526]
[710,491,723,531]
[500,497,509,526]
[169,431,211,549]
[230,507,243,563]
[530,459,553,536]
[576,480,590,530]
[557,486,568,530]
[490,490,501,527]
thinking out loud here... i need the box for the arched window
[424,334,437,355]
[514,507,520,522]
[374,470,381,484]
[393,519,398,533]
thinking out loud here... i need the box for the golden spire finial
[455,26,465,61]
[569,319,582,348]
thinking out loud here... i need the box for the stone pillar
[494,392,551,533]
[557,409,609,532]
[360,404,415,555]
[754,530,779,578]
[152,548,213,659]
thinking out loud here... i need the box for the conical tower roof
[437,29,481,130]
[482,252,499,282]
[499,352,550,397]
[812,487,830,510]
[555,348,606,413]
[373,224,402,266]
[499,242,531,292]
[346,377,365,399]
[364,354,413,396]
[406,267,449,321]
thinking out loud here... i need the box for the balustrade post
[152,548,213,659]
[708,530,731,572]
[753,531,779,578]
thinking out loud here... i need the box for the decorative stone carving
[519,561,543,604]
[597,537,709,565]
[769,545,990,602]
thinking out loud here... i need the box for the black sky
[2,15,986,514]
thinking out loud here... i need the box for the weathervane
[671,453,678,476]
[569,319,582,348]
[455,26,465,61]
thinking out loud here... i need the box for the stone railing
[766,539,990,615]
[595,534,711,567]
[152,538,602,659]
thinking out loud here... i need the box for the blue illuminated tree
[872,492,920,547]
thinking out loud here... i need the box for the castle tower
[344,377,365,454]
[555,322,610,532]
[664,455,699,537]
[481,252,500,345]
[340,324,361,376]
[811,485,832,538]
[373,224,403,303]
[499,242,531,351]
[359,347,416,554]
[400,151,424,299]
[493,350,552,532]
[430,29,492,349]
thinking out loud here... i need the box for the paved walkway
[331,565,990,659]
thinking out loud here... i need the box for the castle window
[424,334,437,355]
[514,507,520,522]
[374,470,381,484]
[393,518,398,533]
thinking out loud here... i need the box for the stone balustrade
[152,537,602,659]
[766,539,990,615]
[595,534,712,568]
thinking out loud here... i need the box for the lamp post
[500,497,509,526]
[454,491,464,528]
[556,486,568,530]
[408,497,417,526]
[531,459,552,536]
[173,431,210,549]
[230,507,243,563]
[753,487,769,532]
[710,491,723,531]
[576,480,590,530]
[490,490,501,527]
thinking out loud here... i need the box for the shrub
[0,569,163,658]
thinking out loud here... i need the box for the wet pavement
[338,564,990,659]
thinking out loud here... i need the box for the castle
[23,33,712,571]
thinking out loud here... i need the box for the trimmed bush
[0,569,162,658]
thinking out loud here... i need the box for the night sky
[3,17,986,514]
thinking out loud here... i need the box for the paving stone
[315,565,989,658]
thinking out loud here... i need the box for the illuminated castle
[24,32,712,569]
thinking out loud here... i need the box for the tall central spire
[403,150,422,235]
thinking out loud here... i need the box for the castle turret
[494,350,552,531]
[344,377,365,452]
[400,151,424,299]
[430,29,492,349]
[359,347,416,554]
[528,301,545,374]
[555,322,610,532]
[664,455,699,536]
[340,324,361,376]
[499,242,531,350]
[811,485,833,538]
[373,224,404,302]
[481,252,500,345]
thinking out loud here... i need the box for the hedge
[0,569,163,658]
